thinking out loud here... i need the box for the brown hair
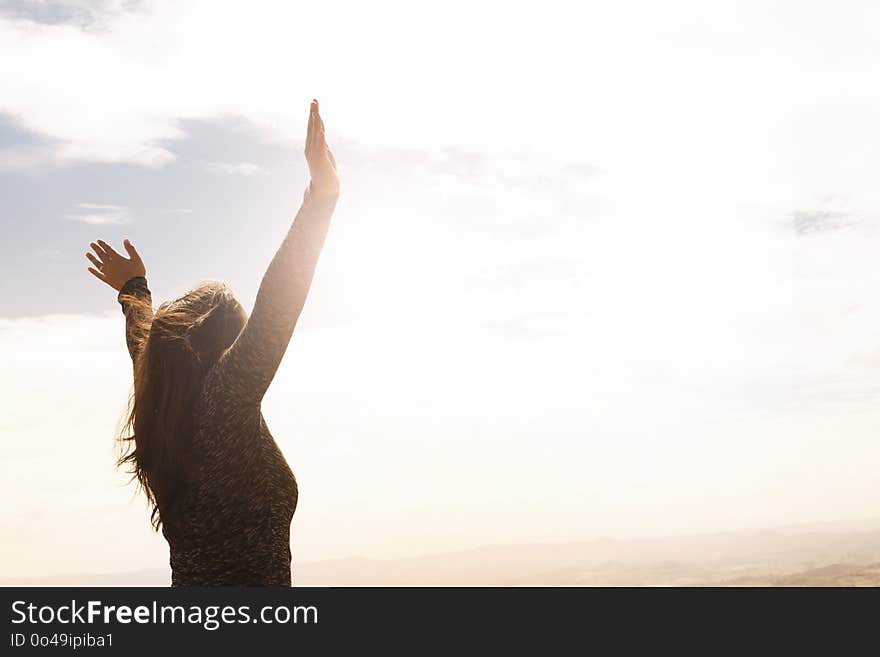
[117,281,246,531]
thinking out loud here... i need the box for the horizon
[6,517,880,586]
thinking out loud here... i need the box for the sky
[2,0,880,579]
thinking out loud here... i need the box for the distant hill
[5,520,880,586]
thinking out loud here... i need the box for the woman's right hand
[85,239,147,291]
[304,99,340,201]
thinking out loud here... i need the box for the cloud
[64,202,129,224]
[206,161,263,176]
[34,246,63,260]
[0,1,141,27]
[792,210,855,236]
[0,0,878,218]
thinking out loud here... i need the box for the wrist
[118,275,148,299]
[304,184,339,207]
[308,186,339,199]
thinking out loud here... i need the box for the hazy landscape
[5,520,880,586]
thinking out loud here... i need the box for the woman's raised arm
[85,239,152,363]
[209,100,340,405]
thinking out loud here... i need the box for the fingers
[87,266,107,282]
[306,99,327,152]
[89,241,109,262]
[123,238,142,265]
[97,239,121,259]
[90,240,122,264]
[86,252,103,270]
[315,102,326,150]
[305,100,316,154]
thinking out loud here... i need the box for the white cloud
[206,161,263,176]
[0,1,137,26]
[0,0,878,215]
[64,202,129,224]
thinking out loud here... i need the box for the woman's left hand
[85,239,147,291]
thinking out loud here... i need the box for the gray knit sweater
[118,194,336,586]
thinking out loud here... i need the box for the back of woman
[86,100,339,586]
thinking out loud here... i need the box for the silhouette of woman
[85,100,339,586]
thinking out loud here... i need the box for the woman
[85,100,339,586]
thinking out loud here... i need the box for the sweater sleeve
[117,276,153,364]
[209,193,337,406]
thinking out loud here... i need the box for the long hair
[117,281,246,531]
